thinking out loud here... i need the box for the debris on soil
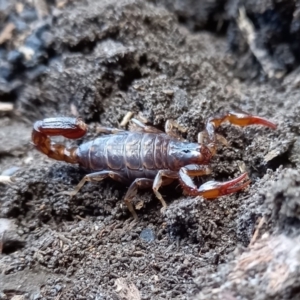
[139,228,156,243]
[114,278,141,300]
[264,168,300,232]
[0,23,15,45]
[237,7,285,79]
[120,111,134,127]
[0,175,13,184]
[0,102,13,112]
[0,218,24,255]
[195,234,300,300]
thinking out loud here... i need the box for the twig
[0,102,14,112]
[249,216,265,246]
[33,0,49,19]
[0,23,15,45]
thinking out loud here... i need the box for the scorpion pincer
[32,111,277,219]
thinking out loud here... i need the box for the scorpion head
[168,141,214,169]
[185,144,214,165]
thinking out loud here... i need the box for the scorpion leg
[198,131,228,146]
[96,125,125,135]
[130,118,187,140]
[59,170,128,197]
[129,118,164,133]
[165,120,187,140]
[153,170,179,208]
[124,178,154,220]
[180,164,212,178]
[179,170,250,199]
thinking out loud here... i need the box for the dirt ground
[0,0,300,299]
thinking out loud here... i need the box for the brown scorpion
[32,111,276,219]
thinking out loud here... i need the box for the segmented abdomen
[76,132,171,180]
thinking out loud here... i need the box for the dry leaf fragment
[0,175,14,184]
[0,102,13,112]
[0,23,15,45]
[114,278,141,300]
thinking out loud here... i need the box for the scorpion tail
[32,117,87,164]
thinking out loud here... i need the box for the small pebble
[20,8,37,22]
[1,166,20,176]
[55,284,62,292]
[140,228,155,242]
[7,50,23,64]
[0,292,6,300]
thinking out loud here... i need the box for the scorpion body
[77,132,211,181]
[32,112,276,219]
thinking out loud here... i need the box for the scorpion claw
[226,111,277,129]
[198,172,250,199]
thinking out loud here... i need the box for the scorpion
[32,111,276,219]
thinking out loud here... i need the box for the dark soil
[0,0,299,299]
